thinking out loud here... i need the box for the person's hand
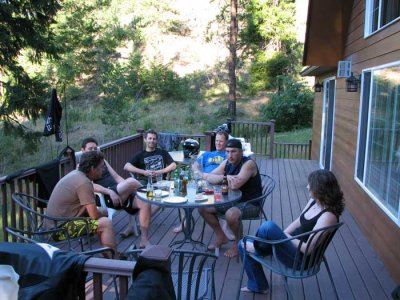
[108,189,122,206]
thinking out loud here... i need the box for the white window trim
[319,77,336,170]
[364,0,400,38]
[355,60,400,227]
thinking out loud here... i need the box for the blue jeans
[238,221,299,292]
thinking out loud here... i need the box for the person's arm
[154,162,176,176]
[84,203,101,220]
[291,211,337,253]
[124,162,150,177]
[225,160,257,190]
[105,160,124,183]
[202,160,226,184]
[92,182,122,206]
[283,199,314,236]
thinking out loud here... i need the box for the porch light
[346,73,361,92]
[314,82,323,93]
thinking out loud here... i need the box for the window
[356,63,400,226]
[365,0,400,35]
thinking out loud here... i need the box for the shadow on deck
[86,158,396,300]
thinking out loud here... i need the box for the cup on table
[156,173,163,183]
[213,186,222,202]
[154,189,163,201]
[187,181,197,203]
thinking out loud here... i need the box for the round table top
[136,186,242,209]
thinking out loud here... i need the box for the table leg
[169,207,206,250]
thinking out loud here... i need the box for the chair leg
[323,257,339,300]
[200,218,206,243]
[236,253,246,300]
[282,276,293,300]
[129,214,140,236]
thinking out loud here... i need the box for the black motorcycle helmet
[182,139,200,158]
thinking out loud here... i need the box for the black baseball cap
[226,139,243,149]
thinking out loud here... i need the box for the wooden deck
[86,158,396,300]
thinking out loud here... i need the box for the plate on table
[194,194,208,202]
[163,196,187,204]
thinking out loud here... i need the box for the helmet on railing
[182,139,200,158]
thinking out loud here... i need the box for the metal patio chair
[124,248,217,300]
[200,173,275,256]
[237,222,344,300]
[11,192,96,251]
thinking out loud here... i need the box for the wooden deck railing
[0,122,312,299]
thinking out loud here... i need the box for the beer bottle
[221,171,229,195]
[146,176,154,200]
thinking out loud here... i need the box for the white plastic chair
[96,193,139,236]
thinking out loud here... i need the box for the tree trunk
[228,0,238,119]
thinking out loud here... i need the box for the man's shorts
[215,201,261,219]
[53,218,99,241]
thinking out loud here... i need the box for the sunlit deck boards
[86,158,396,300]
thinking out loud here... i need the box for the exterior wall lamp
[314,82,323,93]
[346,72,361,92]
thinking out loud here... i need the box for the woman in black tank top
[238,169,345,294]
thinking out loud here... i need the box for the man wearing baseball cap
[199,138,262,257]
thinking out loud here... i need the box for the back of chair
[172,249,217,300]
[241,174,275,221]
[12,192,49,234]
[275,222,343,278]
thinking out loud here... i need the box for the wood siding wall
[311,0,400,281]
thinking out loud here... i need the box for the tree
[0,0,61,146]
[228,0,238,119]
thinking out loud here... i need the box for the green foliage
[246,52,290,94]
[260,76,314,132]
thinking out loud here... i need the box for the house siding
[311,0,400,282]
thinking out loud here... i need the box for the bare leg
[117,178,142,237]
[135,197,151,247]
[172,208,185,233]
[97,217,118,258]
[199,207,229,249]
[223,207,241,258]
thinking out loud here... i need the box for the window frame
[364,0,400,37]
[355,61,400,227]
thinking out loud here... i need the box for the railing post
[269,120,275,159]
[205,131,215,151]
[308,139,312,160]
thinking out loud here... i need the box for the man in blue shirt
[173,130,229,233]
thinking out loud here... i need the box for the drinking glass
[154,189,163,201]
[213,186,222,201]
[187,180,197,203]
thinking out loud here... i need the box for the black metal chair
[237,222,344,300]
[124,248,217,300]
[200,174,275,256]
[11,192,96,251]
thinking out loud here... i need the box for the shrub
[260,76,313,132]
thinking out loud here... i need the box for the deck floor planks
[86,158,395,300]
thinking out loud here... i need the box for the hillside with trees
[0,0,312,175]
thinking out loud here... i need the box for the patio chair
[11,192,96,251]
[236,222,344,300]
[95,192,140,236]
[124,248,217,300]
[200,173,275,256]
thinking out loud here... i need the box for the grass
[274,128,312,143]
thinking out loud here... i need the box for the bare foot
[119,227,134,239]
[224,246,238,258]
[139,239,151,249]
[172,224,183,233]
[207,236,229,251]
[240,287,268,294]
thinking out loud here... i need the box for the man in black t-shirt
[124,129,177,185]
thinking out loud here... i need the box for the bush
[246,52,290,94]
[260,76,313,132]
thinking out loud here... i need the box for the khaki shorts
[53,218,99,241]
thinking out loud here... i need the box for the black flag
[43,88,63,142]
